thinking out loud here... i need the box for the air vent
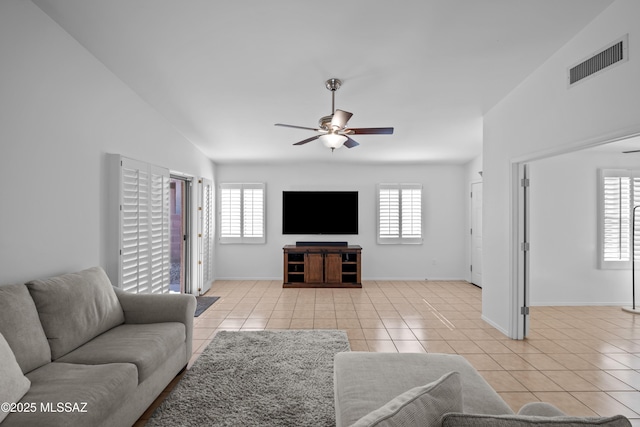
[568,34,628,87]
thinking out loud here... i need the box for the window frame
[218,182,266,244]
[377,183,423,245]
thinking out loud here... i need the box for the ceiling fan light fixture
[319,133,347,150]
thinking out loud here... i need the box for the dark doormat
[195,296,220,317]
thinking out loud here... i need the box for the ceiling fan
[275,78,394,151]
[623,149,640,154]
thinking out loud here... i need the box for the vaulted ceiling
[33,0,613,164]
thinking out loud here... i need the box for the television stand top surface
[295,241,348,247]
[284,244,361,250]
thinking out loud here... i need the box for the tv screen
[282,191,358,235]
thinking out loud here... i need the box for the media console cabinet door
[305,253,324,283]
[325,253,342,284]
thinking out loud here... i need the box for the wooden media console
[282,244,362,288]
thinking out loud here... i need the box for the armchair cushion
[517,402,566,417]
[351,372,462,427]
[440,413,631,426]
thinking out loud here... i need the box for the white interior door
[471,182,483,287]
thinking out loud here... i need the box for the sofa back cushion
[0,332,31,423]
[0,284,51,373]
[26,267,125,360]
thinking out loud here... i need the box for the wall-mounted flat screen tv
[282,191,358,235]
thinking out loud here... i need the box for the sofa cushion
[56,322,186,383]
[0,283,51,373]
[440,413,631,426]
[26,267,125,359]
[0,333,31,423]
[1,362,138,427]
[351,371,462,427]
[334,352,513,427]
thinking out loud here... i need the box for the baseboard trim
[529,301,628,307]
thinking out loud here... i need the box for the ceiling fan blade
[344,137,360,149]
[349,127,394,135]
[623,149,640,153]
[275,123,320,131]
[293,135,321,146]
[331,110,353,129]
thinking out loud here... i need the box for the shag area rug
[147,330,350,427]
[194,296,220,317]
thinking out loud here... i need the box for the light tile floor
[141,280,640,425]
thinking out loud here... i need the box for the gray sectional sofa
[0,267,196,427]
[334,352,631,426]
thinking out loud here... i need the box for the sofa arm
[113,287,196,362]
[518,402,566,417]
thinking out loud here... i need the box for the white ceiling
[33,0,614,165]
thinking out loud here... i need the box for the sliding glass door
[170,176,191,293]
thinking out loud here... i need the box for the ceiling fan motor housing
[318,115,334,131]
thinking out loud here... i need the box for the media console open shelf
[283,245,362,288]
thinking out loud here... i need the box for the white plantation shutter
[149,167,170,293]
[379,187,400,240]
[243,187,264,238]
[198,178,214,294]
[118,157,170,293]
[402,187,422,239]
[219,183,265,243]
[220,186,242,239]
[600,169,640,269]
[378,183,423,244]
[635,177,640,265]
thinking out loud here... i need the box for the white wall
[483,0,640,335]
[0,0,214,285]
[214,162,468,281]
[529,150,638,305]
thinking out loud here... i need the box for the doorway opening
[512,132,640,339]
[170,176,191,294]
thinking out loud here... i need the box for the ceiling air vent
[568,34,628,87]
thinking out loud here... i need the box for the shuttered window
[118,157,170,293]
[219,183,265,244]
[600,169,640,269]
[198,178,214,294]
[377,183,423,244]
